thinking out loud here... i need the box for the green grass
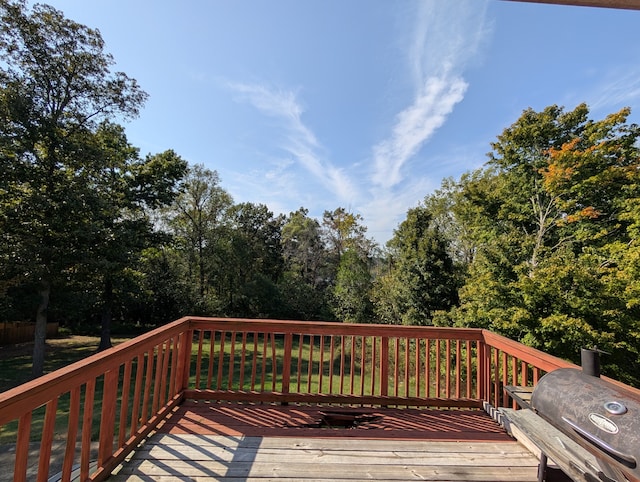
[0,336,132,444]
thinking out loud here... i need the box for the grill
[531,350,640,482]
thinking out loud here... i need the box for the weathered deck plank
[109,403,540,481]
[110,434,539,481]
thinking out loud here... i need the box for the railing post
[281,332,293,403]
[380,336,389,397]
[477,340,486,402]
[176,328,193,394]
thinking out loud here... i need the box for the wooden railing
[0,316,628,482]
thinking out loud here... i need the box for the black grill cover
[531,368,640,481]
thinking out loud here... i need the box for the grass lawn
[0,335,131,393]
[0,335,133,446]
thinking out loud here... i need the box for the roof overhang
[504,0,640,9]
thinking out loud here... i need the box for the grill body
[531,368,640,481]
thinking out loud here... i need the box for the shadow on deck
[109,402,540,482]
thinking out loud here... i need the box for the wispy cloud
[586,67,640,114]
[371,76,468,189]
[227,82,357,203]
[366,0,492,242]
[372,1,491,191]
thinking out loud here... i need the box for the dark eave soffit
[504,0,640,9]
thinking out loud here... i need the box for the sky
[31,0,640,244]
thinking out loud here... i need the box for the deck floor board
[109,402,540,481]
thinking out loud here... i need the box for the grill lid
[531,368,640,481]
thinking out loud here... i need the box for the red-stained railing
[1,317,637,481]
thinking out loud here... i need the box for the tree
[225,202,284,317]
[377,206,459,326]
[166,164,232,313]
[452,104,640,384]
[279,208,331,320]
[281,208,326,288]
[79,126,187,350]
[0,0,147,376]
[332,250,373,323]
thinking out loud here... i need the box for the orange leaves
[565,206,602,224]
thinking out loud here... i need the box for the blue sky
[37,0,640,244]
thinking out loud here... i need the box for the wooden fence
[0,322,59,345]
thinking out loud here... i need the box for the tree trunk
[31,280,50,378]
[98,278,113,351]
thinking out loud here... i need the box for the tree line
[1,1,638,386]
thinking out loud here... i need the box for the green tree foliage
[166,164,233,313]
[0,0,147,375]
[332,250,373,324]
[451,104,640,385]
[225,202,285,317]
[279,208,331,319]
[374,206,459,326]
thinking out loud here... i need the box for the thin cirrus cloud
[362,0,491,242]
[370,0,491,192]
[227,82,357,204]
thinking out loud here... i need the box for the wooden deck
[109,402,541,481]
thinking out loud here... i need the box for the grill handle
[562,416,637,469]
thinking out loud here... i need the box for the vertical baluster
[228,332,236,390]
[62,387,81,482]
[501,352,509,407]
[329,335,335,394]
[152,344,164,414]
[206,331,216,389]
[130,354,144,435]
[260,333,268,392]
[476,341,488,401]
[170,335,179,398]
[141,348,154,425]
[240,332,248,390]
[195,331,204,389]
[217,332,226,390]
[297,334,304,392]
[445,339,451,399]
[271,332,277,392]
[404,338,410,399]
[393,338,399,397]
[349,335,356,395]
[466,341,472,399]
[282,333,293,397]
[456,340,461,399]
[251,332,258,391]
[415,339,421,399]
[14,411,32,482]
[80,379,96,481]
[435,340,441,397]
[319,335,325,394]
[36,398,58,482]
[339,335,346,395]
[118,361,132,447]
[359,336,366,396]
[307,335,314,393]
[371,337,377,396]
[425,339,431,398]
[493,348,500,407]
[159,340,171,407]
[99,369,118,467]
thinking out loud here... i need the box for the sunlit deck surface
[109,402,540,481]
